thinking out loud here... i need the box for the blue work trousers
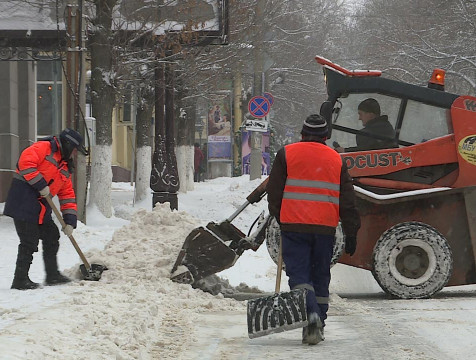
[281,231,334,324]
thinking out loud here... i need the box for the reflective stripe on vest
[280,142,342,227]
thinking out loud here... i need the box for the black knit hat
[358,98,380,115]
[59,128,88,159]
[301,114,328,137]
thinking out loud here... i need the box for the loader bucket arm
[247,177,269,204]
[171,178,270,284]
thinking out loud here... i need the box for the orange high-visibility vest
[280,142,342,227]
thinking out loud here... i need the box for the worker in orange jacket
[4,129,88,290]
[267,114,361,345]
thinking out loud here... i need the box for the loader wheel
[265,217,285,270]
[332,224,345,265]
[372,222,453,299]
[265,217,344,269]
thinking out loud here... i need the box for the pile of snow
[1,203,243,359]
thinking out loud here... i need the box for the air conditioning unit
[85,117,96,147]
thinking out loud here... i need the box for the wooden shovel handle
[45,195,91,270]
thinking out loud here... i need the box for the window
[37,61,62,136]
[120,86,133,123]
[327,93,401,150]
[399,100,451,144]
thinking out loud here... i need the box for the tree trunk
[176,81,195,192]
[135,86,154,202]
[88,0,117,218]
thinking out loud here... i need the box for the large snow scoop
[170,178,270,285]
[247,237,308,339]
[45,195,107,281]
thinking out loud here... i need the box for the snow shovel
[45,195,107,281]
[170,178,270,285]
[247,237,308,339]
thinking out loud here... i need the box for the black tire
[265,217,283,269]
[265,217,344,268]
[332,224,345,265]
[372,222,453,299]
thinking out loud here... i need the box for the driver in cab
[335,98,398,153]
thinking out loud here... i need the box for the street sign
[244,119,268,132]
[248,96,270,118]
[263,92,274,106]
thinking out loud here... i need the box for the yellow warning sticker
[458,135,476,165]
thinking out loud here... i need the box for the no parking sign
[248,96,270,118]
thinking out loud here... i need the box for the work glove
[345,236,357,256]
[62,224,74,237]
[39,186,50,198]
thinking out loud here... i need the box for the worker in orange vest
[267,114,361,345]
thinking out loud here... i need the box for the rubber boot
[11,275,40,290]
[11,246,39,290]
[306,312,325,345]
[44,252,71,286]
[11,270,40,290]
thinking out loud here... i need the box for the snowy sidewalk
[181,291,476,360]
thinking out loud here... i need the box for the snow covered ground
[1,176,475,359]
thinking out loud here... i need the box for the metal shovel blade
[79,264,108,281]
[247,288,308,339]
[170,226,240,284]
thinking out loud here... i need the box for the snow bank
[1,203,243,359]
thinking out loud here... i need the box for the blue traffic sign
[248,96,270,118]
[263,92,274,106]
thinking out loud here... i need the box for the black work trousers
[13,219,61,270]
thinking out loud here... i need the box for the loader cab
[316,56,460,193]
[316,58,458,150]
[326,92,453,150]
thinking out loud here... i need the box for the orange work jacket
[8,138,77,224]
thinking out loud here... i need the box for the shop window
[121,86,133,123]
[37,61,62,136]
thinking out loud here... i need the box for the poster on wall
[207,96,232,160]
[242,130,270,175]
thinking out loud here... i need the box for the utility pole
[66,0,87,222]
[249,0,265,180]
[233,71,242,172]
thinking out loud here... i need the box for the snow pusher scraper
[170,178,270,284]
[247,237,307,339]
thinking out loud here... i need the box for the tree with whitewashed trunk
[175,76,196,193]
[87,0,213,216]
[88,0,117,218]
[134,82,154,202]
